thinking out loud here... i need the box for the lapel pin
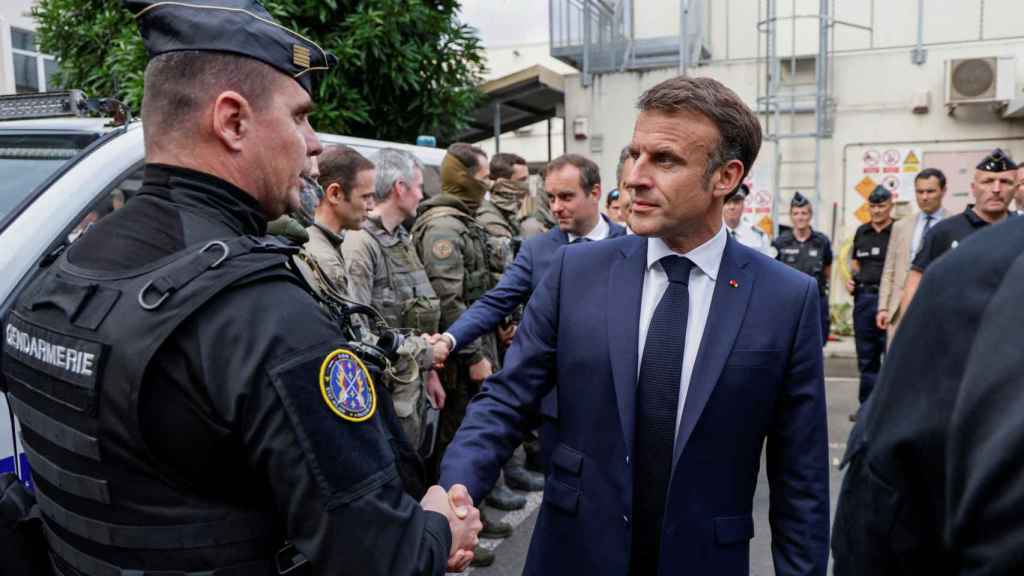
[729,280,739,288]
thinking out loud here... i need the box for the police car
[0,90,447,482]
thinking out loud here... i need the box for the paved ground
[455,337,859,576]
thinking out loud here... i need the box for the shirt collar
[567,214,610,243]
[312,221,345,247]
[646,223,727,282]
[919,208,944,222]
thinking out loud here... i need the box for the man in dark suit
[440,75,830,575]
[431,153,626,487]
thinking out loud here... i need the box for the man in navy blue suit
[431,153,626,489]
[440,76,829,575]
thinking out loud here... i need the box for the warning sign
[903,150,921,174]
[847,147,924,229]
[742,161,775,235]
[856,176,878,199]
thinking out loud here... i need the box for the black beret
[724,183,749,203]
[791,191,810,208]
[976,148,1018,173]
[125,0,336,96]
[867,185,892,204]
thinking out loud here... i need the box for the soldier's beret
[124,0,336,95]
[867,185,892,204]
[976,148,1018,173]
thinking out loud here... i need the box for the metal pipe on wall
[911,0,927,65]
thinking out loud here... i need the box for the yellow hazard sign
[856,177,877,200]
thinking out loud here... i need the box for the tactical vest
[412,206,495,303]
[1,236,301,576]
[776,232,830,294]
[476,201,515,279]
[363,222,441,335]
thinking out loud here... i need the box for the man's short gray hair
[373,148,423,202]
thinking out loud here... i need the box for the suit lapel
[608,238,647,453]
[672,238,755,467]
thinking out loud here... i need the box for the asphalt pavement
[455,338,860,576]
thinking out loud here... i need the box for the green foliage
[32,0,485,144]
[830,302,853,337]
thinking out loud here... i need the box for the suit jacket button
[625,455,630,466]
[623,515,631,527]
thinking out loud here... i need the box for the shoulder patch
[319,349,376,422]
[431,239,455,259]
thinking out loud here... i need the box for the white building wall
[0,0,38,94]
[563,0,1024,302]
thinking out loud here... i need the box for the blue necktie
[631,255,695,575]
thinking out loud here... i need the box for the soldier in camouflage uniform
[518,177,556,240]
[478,154,548,502]
[476,152,529,283]
[412,143,510,561]
[342,149,447,459]
[303,145,376,294]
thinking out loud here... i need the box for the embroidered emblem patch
[319,349,376,422]
[432,239,454,259]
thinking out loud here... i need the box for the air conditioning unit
[945,56,1015,106]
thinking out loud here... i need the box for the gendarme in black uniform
[773,193,833,345]
[852,224,892,288]
[0,3,451,576]
[850,186,893,406]
[912,205,992,273]
[913,149,1019,273]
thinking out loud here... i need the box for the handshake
[423,333,495,383]
[420,483,483,572]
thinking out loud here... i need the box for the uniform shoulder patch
[431,239,455,259]
[319,349,376,422]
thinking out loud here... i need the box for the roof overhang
[457,65,565,143]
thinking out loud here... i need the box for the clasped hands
[422,333,493,382]
[420,484,482,572]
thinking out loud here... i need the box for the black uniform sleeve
[850,227,863,263]
[146,279,451,576]
[823,235,834,266]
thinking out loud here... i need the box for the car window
[66,164,144,244]
[0,132,98,222]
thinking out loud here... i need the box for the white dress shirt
[567,214,610,243]
[910,208,945,260]
[637,224,727,439]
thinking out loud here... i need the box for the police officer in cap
[773,191,834,345]
[722,183,774,256]
[0,1,481,574]
[846,185,893,418]
[899,147,1017,312]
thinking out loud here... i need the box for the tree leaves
[32,0,484,145]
